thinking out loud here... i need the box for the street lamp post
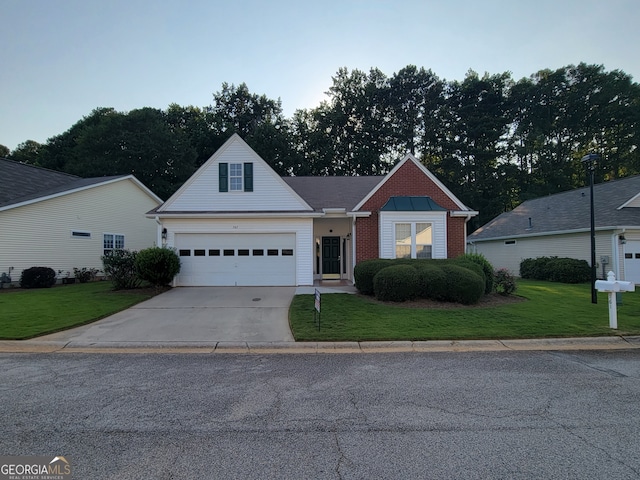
[581,153,599,304]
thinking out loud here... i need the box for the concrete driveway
[37,287,296,346]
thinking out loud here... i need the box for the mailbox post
[595,271,635,329]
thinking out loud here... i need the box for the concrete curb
[1,336,640,354]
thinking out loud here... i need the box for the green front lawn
[289,280,640,341]
[0,282,156,340]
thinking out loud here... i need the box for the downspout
[351,216,357,281]
[154,216,162,247]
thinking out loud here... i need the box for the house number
[232,225,239,229]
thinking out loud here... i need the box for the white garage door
[175,233,296,286]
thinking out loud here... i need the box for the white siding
[379,211,447,259]
[0,179,160,281]
[473,231,614,277]
[161,138,310,212]
[161,217,314,285]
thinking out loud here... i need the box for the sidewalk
[1,335,639,354]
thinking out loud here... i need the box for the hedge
[373,265,419,302]
[354,259,393,295]
[355,258,486,304]
[520,256,590,283]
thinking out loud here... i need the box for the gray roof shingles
[0,158,126,209]
[470,175,640,241]
[282,176,383,211]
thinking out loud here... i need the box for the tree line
[4,63,639,231]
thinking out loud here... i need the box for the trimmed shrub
[520,256,590,283]
[20,267,56,289]
[547,258,591,284]
[494,268,517,295]
[520,257,556,280]
[101,249,140,290]
[456,253,494,294]
[373,265,419,302]
[354,259,393,295]
[452,259,486,291]
[415,264,447,301]
[440,264,484,305]
[135,247,181,287]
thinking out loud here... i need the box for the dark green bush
[373,265,419,302]
[520,257,556,280]
[456,253,494,294]
[135,247,181,286]
[520,256,589,283]
[547,258,591,284]
[20,267,56,289]
[101,249,140,290]
[440,264,484,305]
[494,268,517,295]
[354,259,393,295]
[415,264,448,300]
[452,259,486,291]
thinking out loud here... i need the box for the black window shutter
[219,163,228,192]
[244,163,253,192]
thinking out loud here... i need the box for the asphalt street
[2,350,640,479]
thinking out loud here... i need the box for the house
[0,158,162,284]
[467,175,640,283]
[149,134,477,286]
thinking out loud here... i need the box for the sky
[1,0,639,151]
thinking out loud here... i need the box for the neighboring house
[468,175,640,283]
[149,134,477,286]
[0,158,162,284]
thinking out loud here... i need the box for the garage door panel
[175,233,296,286]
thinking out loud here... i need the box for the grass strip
[0,282,155,339]
[289,280,640,341]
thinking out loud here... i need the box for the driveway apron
[36,287,296,345]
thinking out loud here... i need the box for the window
[395,224,412,259]
[223,249,235,256]
[238,249,250,256]
[104,233,125,255]
[504,240,517,245]
[229,163,243,191]
[415,223,432,259]
[267,249,279,256]
[179,249,191,256]
[282,249,294,256]
[72,231,91,238]
[194,249,206,256]
[253,249,264,256]
[395,223,432,259]
[209,249,220,256]
[219,162,253,192]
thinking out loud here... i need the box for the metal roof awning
[380,196,447,212]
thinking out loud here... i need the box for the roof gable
[0,158,79,207]
[470,175,640,241]
[353,153,473,212]
[0,158,162,211]
[158,134,312,213]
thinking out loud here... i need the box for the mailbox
[594,271,635,329]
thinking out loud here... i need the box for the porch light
[162,228,167,241]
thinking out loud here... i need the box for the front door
[322,237,341,279]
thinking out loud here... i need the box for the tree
[9,140,43,165]
[0,144,9,157]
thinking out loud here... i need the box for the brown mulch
[362,292,527,309]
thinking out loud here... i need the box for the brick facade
[355,159,469,263]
